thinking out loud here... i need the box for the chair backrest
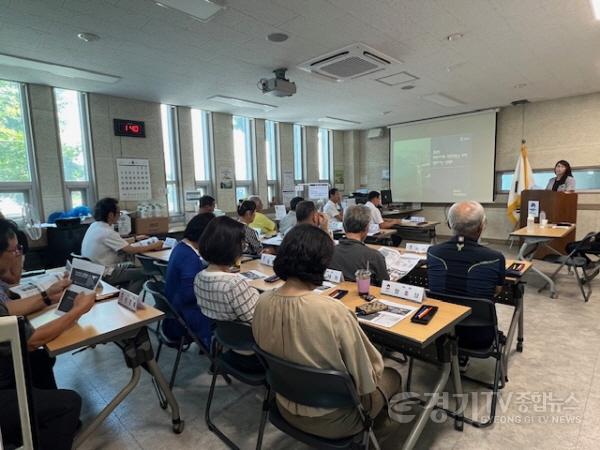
[427,290,498,329]
[137,255,160,275]
[213,320,256,352]
[254,346,360,410]
[571,232,596,254]
[142,280,177,319]
[69,252,91,262]
[154,260,168,278]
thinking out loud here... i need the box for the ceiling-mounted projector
[258,68,296,97]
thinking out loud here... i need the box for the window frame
[0,81,41,221]
[54,88,97,210]
[293,124,305,184]
[317,127,332,184]
[265,120,280,204]
[496,166,600,194]
[192,109,216,196]
[232,115,257,202]
[161,104,184,219]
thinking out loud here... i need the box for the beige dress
[252,290,400,439]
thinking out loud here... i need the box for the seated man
[279,196,303,235]
[198,195,216,214]
[365,191,399,230]
[248,195,276,235]
[427,201,505,352]
[323,188,343,222]
[330,205,389,284]
[81,198,163,293]
[294,201,329,234]
[0,219,96,450]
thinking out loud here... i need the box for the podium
[519,190,577,257]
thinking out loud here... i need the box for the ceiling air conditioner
[298,43,401,82]
[367,128,384,139]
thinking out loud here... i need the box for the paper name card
[118,289,143,312]
[324,269,344,284]
[380,281,424,303]
[164,237,178,248]
[409,216,426,223]
[405,243,431,253]
[260,253,276,266]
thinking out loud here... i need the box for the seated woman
[194,216,262,372]
[164,213,215,349]
[237,200,263,256]
[252,224,401,441]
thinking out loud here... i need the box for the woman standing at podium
[546,160,576,192]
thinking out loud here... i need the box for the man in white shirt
[279,196,303,235]
[81,198,163,293]
[365,191,399,230]
[323,188,343,222]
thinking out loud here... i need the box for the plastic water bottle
[117,212,132,236]
[539,211,546,227]
[527,214,535,232]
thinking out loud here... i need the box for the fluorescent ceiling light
[318,116,361,126]
[421,93,465,107]
[0,53,120,83]
[591,0,600,19]
[207,95,277,111]
[154,0,225,22]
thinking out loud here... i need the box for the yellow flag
[507,142,534,224]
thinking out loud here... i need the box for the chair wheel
[172,419,185,434]
[550,292,558,299]
[160,400,168,410]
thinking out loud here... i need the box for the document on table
[378,247,423,281]
[240,270,268,280]
[358,300,417,328]
[262,235,283,246]
[313,281,337,293]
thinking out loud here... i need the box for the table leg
[144,359,184,432]
[401,362,451,450]
[516,240,557,298]
[517,296,524,352]
[73,367,142,449]
[450,350,465,431]
[502,297,521,380]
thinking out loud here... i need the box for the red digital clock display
[114,119,145,138]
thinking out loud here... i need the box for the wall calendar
[117,158,152,201]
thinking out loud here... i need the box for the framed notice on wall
[117,158,152,201]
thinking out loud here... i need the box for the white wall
[355,92,600,240]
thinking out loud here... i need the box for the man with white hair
[427,201,505,361]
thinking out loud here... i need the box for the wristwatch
[41,290,52,306]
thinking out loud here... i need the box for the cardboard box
[134,217,169,235]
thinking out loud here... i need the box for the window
[191,109,214,195]
[161,104,183,216]
[54,88,95,209]
[318,128,331,182]
[293,124,304,182]
[0,80,38,219]
[232,116,255,202]
[265,120,279,204]
[497,167,600,192]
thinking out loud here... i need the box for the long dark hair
[554,160,573,183]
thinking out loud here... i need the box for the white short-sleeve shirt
[81,221,129,266]
[365,201,384,225]
[323,200,342,220]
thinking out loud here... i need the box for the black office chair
[153,260,168,278]
[426,291,506,428]
[540,232,597,301]
[254,347,381,450]
[141,280,213,408]
[205,321,269,450]
[136,255,162,281]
